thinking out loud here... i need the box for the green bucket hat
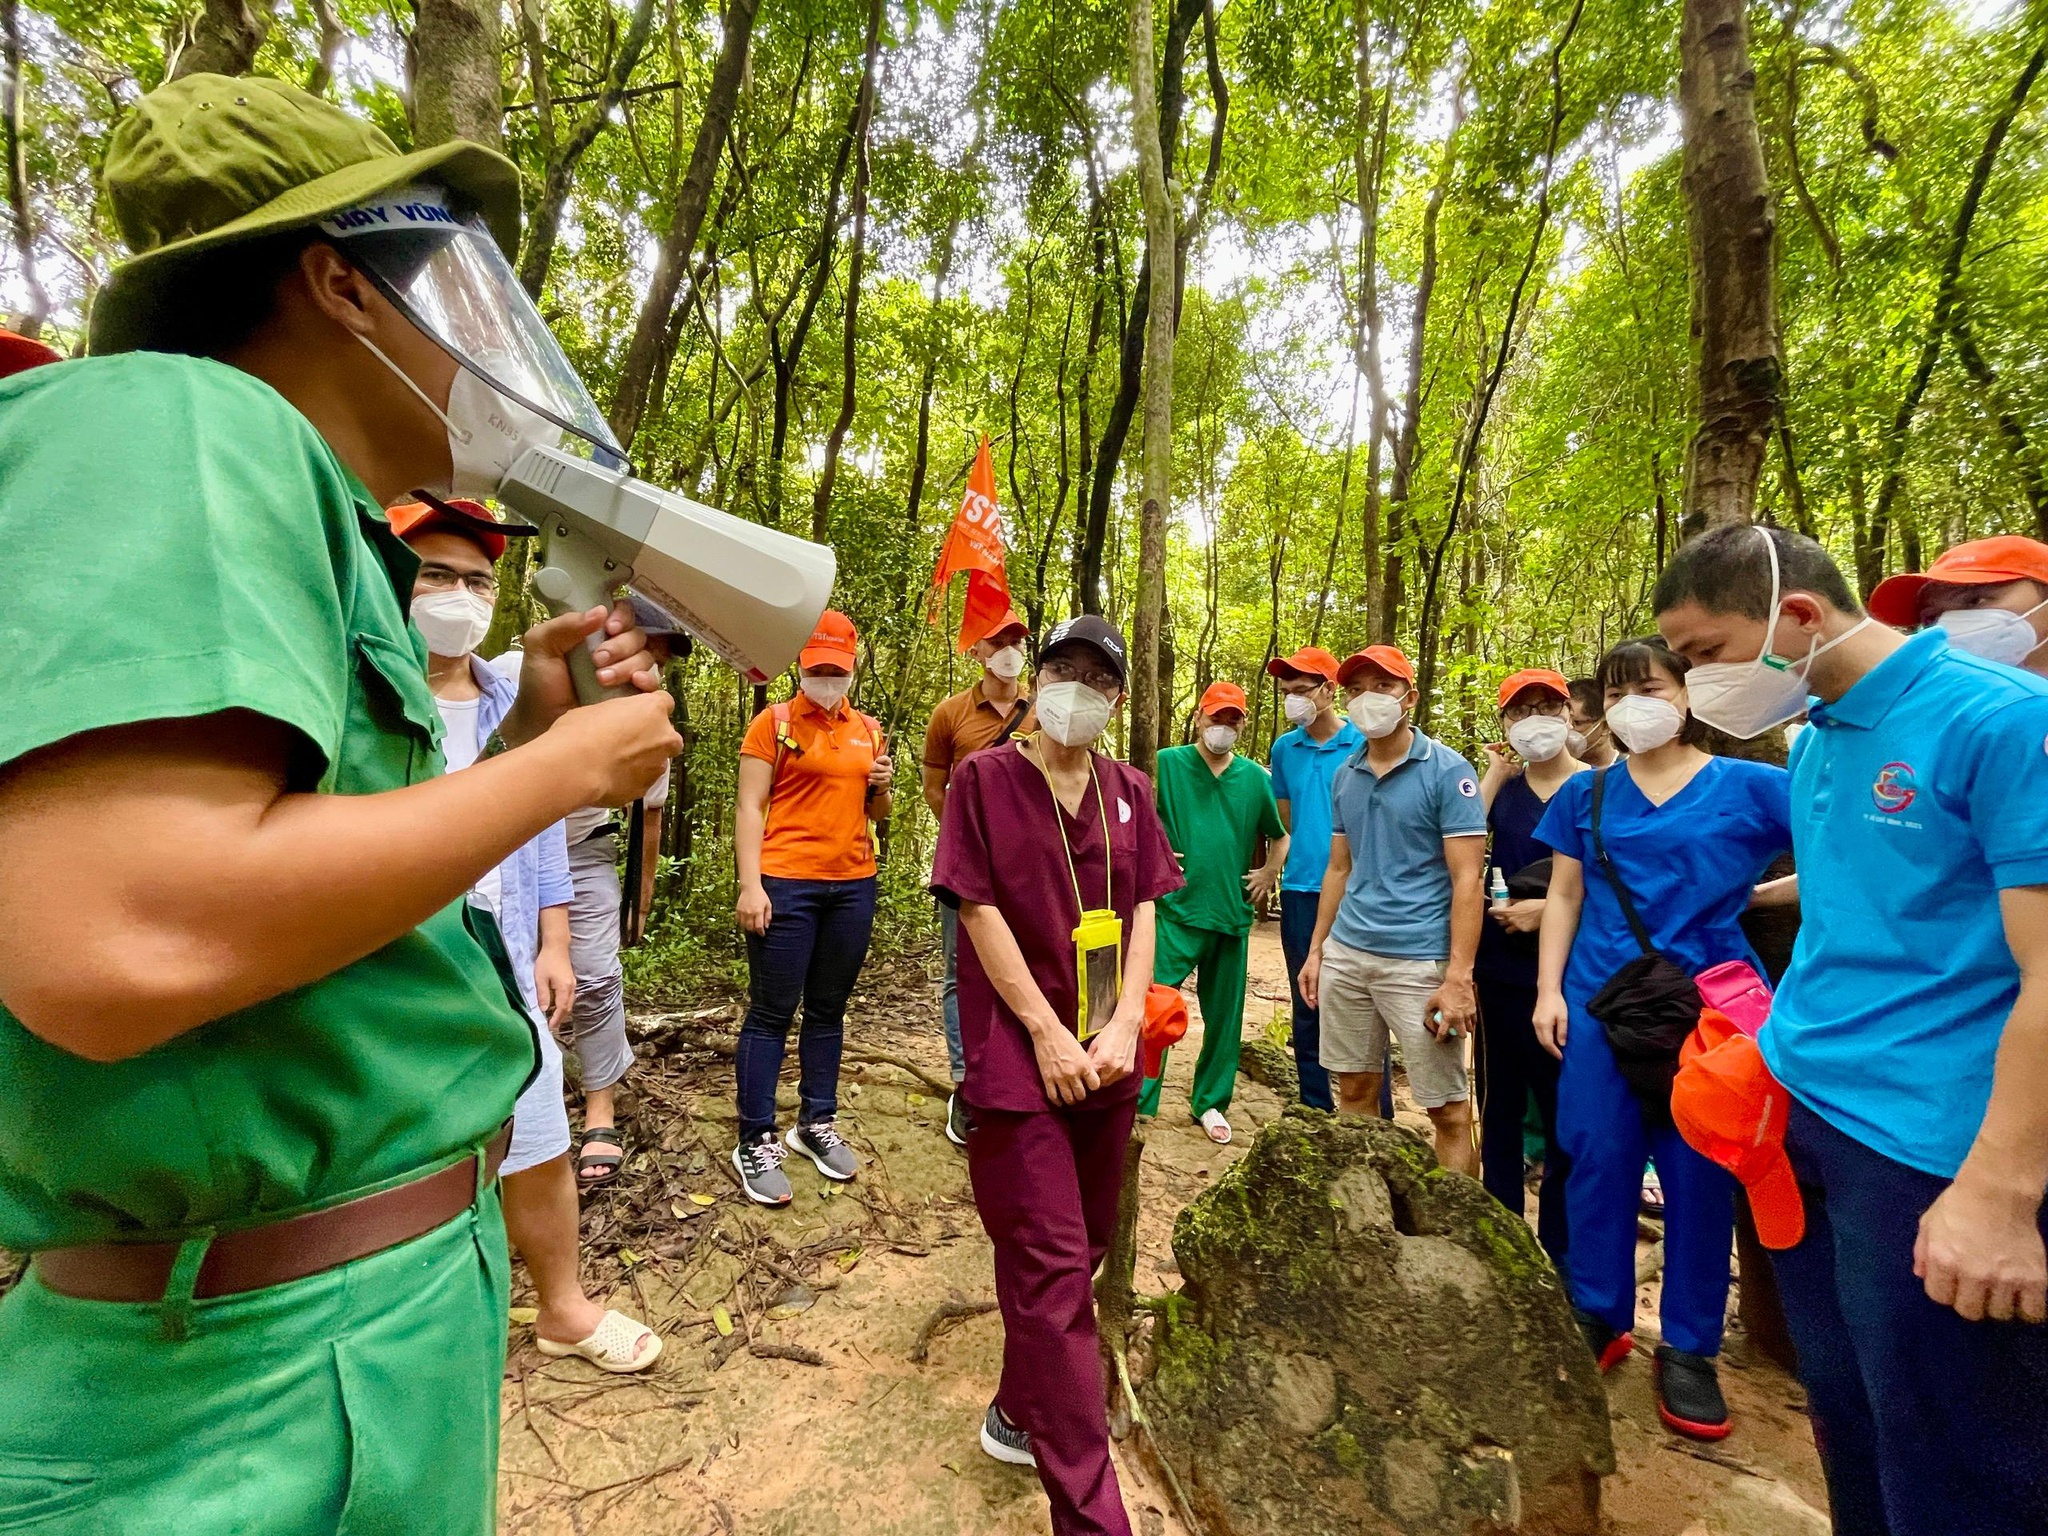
[90,73,521,355]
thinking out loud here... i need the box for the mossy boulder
[1137,1112,1612,1535]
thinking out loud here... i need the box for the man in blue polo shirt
[1298,646,1487,1176]
[1657,524,2048,1536]
[1265,645,1363,1110]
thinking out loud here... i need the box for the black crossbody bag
[1584,767,1702,1125]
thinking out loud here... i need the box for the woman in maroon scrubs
[930,615,1183,1536]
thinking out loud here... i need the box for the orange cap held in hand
[1673,1010,1805,1249]
[1141,985,1189,1081]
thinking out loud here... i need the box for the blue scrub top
[1768,630,2048,1179]
[1536,759,1791,1007]
[1268,718,1365,892]
[1328,729,1488,960]
[1476,773,1555,987]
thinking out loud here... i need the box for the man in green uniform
[0,77,681,1533]
[1139,681,1288,1143]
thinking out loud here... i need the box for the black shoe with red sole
[1655,1344,1732,1440]
[1573,1308,1635,1374]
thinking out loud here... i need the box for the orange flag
[930,435,1015,651]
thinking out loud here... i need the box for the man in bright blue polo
[1657,524,2048,1536]
[1265,645,1362,1110]
[1298,646,1486,1176]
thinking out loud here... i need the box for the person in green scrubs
[1139,681,1288,1143]
[0,76,681,1534]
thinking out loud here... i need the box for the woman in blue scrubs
[1533,636,1790,1441]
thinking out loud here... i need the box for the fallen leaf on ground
[712,1305,735,1337]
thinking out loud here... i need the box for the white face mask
[411,587,495,658]
[1037,680,1114,747]
[357,334,565,500]
[1604,694,1685,753]
[1685,527,1873,739]
[1938,602,2048,667]
[1506,715,1571,763]
[1201,724,1240,756]
[985,645,1026,681]
[1347,691,1405,739]
[1566,728,1591,758]
[1282,692,1320,726]
[800,675,852,711]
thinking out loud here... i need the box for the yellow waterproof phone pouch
[1031,741,1121,1043]
[1073,909,1123,1043]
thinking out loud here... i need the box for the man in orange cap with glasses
[1140,680,1287,1143]
[1869,534,2048,677]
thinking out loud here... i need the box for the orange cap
[982,606,1029,643]
[1672,1011,1805,1249]
[1141,984,1189,1080]
[388,497,537,561]
[1266,646,1340,684]
[798,609,859,671]
[1497,668,1572,710]
[0,330,62,378]
[1198,681,1247,718]
[1338,645,1414,686]
[1869,536,2048,627]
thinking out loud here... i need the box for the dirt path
[498,922,1831,1535]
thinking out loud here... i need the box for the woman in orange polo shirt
[731,610,894,1205]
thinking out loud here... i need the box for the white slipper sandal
[1199,1109,1233,1145]
[535,1309,664,1373]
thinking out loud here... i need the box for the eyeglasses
[416,563,499,599]
[1040,656,1121,694]
[1501,700,1569,724]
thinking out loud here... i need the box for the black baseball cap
[1038,614,1128,686]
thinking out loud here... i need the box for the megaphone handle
[534,527,636,706]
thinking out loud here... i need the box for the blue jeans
[940,900,965,1084]
[736,875,877,1143]
[1769,1100,2048,1536]
[1279,889,1390,1115]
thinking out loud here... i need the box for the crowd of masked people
[21,71,2036,1536]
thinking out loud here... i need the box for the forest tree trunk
[169,0,275,81]
[1,0,48,339]
[1128,0,1178,777]
[411,0,503,149]
[515,0,657,298]
[1678,0,1781,537]
[809,0,884,542]
[608,0,762,449]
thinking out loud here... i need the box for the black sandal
[577,1126,625,1188]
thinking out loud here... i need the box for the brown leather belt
[31,1124,512,1304]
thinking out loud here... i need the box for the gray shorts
[504,1013,572,1176]
[1317,938,1469,1108]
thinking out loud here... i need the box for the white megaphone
[497,445,836,700]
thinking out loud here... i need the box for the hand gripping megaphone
[497,445,837,701]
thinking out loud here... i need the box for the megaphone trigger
[531,523,635,705]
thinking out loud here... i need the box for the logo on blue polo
[1872,761,1918,814]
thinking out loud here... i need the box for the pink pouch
[1695,960,1773,1039]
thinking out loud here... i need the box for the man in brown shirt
[923,607,1034,1144]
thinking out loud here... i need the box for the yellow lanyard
[1029,741,1113,915]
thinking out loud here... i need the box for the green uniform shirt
[0,353,536,1251]
[1153,744,1285,936]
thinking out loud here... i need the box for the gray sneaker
[786,1122,858,1181]
[980,1401,1036,1467]
[733,1133,792,1206]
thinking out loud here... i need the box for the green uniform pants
[1139,918,1250,1120]
[0,1186,511,1535]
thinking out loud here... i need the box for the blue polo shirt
[1268,718,1365,892]
[1328,729,1488,959]
[1767,629,2048,1178]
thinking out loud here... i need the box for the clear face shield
[320,184,626,472]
